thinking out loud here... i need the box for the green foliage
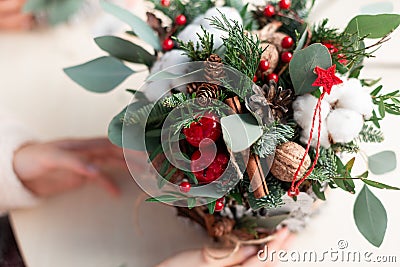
[208,12,262,79]
[243,175,285,210]
[345,14,400,39]
[253,122,295,158]
[64,56,134,93]
[331,141,360,154]
[368,151,397,175]
[161,92,189,108]
[24,0,83,25]
[149,0,215,24]
[100,0,161,50]
[354,185,387,247]
[289,43,332,95]
[308,147,337,182]
[124,100,172,127]
[371,89,400,118]
[173,27,215,61]
[358,123,384,143]
[95,36,156,68]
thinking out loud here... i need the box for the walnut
[271,142,311,182]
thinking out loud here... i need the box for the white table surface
[0,0,399,266]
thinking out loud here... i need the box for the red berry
[338,53,348,65]
[253,75,258,83]
[215,198,225,212]
[175,14,187,26]
[267,73,279,83]
[183,113,221,147]
[263,5,275,17]
[191,149,229,184]
[179,181,191,193]
[162,38,174,51]
[281,36,294,49]
[259,60,270,72]
[279,0,291,10]
[323,42,338,54]
[161,0,170,7]
[281,51,293,63]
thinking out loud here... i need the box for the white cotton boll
[201,7,243,30]
[324,83,347,105]
[300,121,331,149]
[336,79,374,119]
[177,24,204,45]
[293,94,330,129]
[326,108,364,144]
[146,50,191,102]
[192,15,205,25]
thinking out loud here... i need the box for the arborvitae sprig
[173,26,215,61]
[208,12,263,79]
[331,141,360,154]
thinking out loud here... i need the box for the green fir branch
[358,123,384,143]
[208,12,263,79]
[243,175,285,210]
[173,26,215,61]
[253,121,296,158]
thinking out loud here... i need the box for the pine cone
[204,54,224,85]
[262,81,293,120]
[187,82,201,94]
[196,83,219,107]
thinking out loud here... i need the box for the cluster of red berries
[263,0,291,17]
[161,0,188,51]
[254,35,294,84]
[323,42,348,65]
[178,113,228,211]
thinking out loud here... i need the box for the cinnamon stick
[224,97,269,198]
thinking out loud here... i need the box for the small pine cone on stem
[187,82,201,94]
[196,83,219,107]
[262,81,294,120]
[204,54,225,85]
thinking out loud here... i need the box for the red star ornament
[312,65,343,95]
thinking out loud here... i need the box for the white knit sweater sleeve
[0,116,40,214]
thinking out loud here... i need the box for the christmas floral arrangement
[65,0,400,248]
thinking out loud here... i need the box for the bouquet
[65,0,400,248]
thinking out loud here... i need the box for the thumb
[203,246,257,266]
[51,151,97,177]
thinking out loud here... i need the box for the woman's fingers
[240,228,296,267]
[87,172,121,197]
[0,0,26,15]
[203,246,258,266]
[0,12,33,30]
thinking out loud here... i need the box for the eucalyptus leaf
[362,179,400,190]
[100,0,161,50]
[345,14,400,39]
[354,185,387,247]
[24,0,83,25]
[368,151,397,174]
[146,69,203,82]
[95,36,156,68]
[64,56,134,93]
[294,27,309,52]
[221,113,263,153]
[289,44,332,95]
[146,195,181,203]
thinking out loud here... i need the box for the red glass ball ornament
[281,36,294,49]
[281,51,293,63]
[175,14,187,26]
[279,0,291,10]
[162,38,174,51]
[259,60,270,72]
[263,5,275,17]
[179,181,191,193]
[253,75,258,83]
[267,73,279,83]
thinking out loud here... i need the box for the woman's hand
[156,228,295,267]
[0,0,34,30]
[13,138,126,197]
